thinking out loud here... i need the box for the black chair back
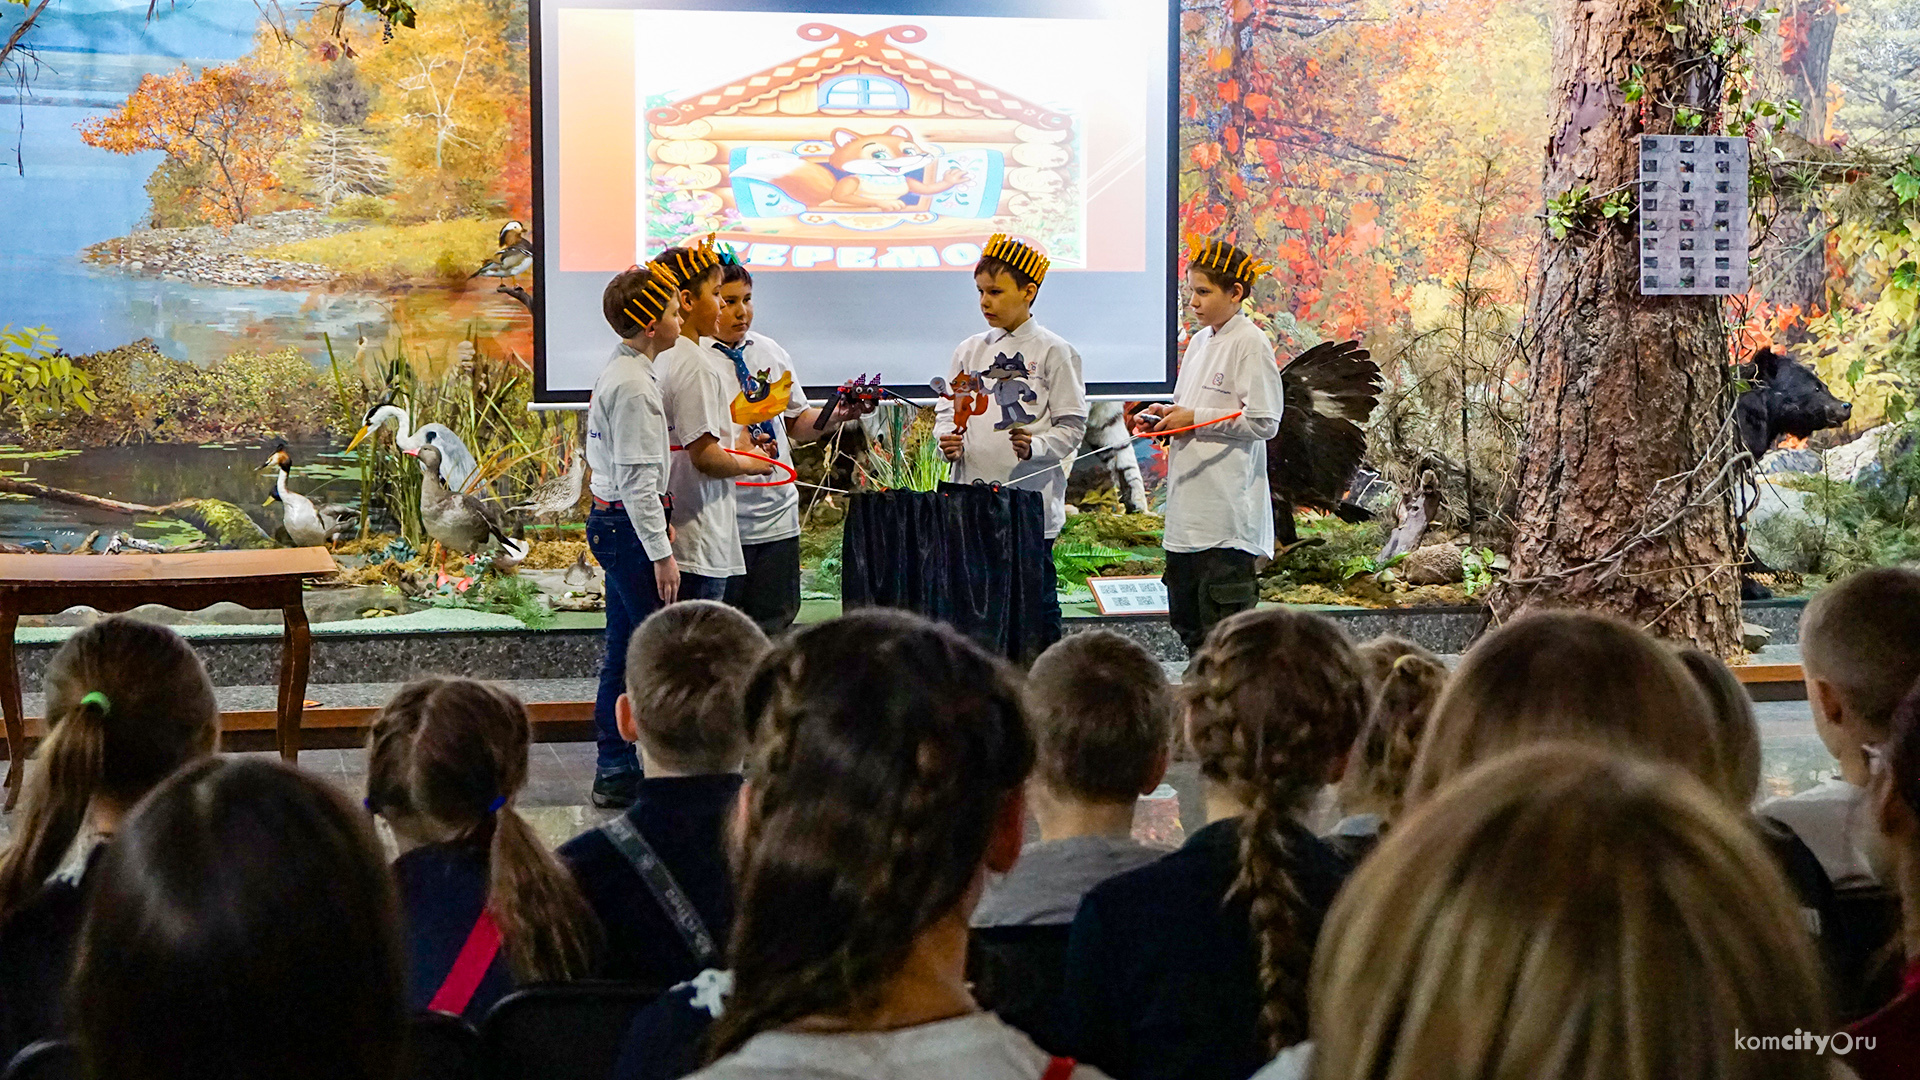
[1,1040,76,1080]
[481,982,659,1080]
[968,923,1073,1053]
[408,1011,482,1080]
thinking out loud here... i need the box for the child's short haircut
[720,261,752,289]
[975,233,1049,294]
[626,600,770,771]
[603,265,676,338]
[656,239,724,295]
[1025,629,1172,803]
[1801,566,1920,732]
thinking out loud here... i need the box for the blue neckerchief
[713,339,777,440]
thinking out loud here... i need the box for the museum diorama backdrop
[0,0,1914,629]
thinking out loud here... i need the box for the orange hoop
[1136,410,1245,439]
[729,448,797,487]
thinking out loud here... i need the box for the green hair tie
[80,691,111,716]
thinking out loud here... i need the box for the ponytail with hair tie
[80,691,111,715]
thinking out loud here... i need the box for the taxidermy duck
[509,444,585,519]
[471,220,534,287]
[348,392,484,495]
[410,443,513,557]
[261,442,359,548]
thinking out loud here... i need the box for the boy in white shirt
[1132,238,1284,655]
[934,234,1088,647]
[584,263,683,807]
[1761,567,1920,889]
[653,239,773,609]
[707,258,856,634]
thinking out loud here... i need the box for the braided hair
[707,610,1034,1058]
[1184,608,1370,1053]
[365,677,601,983]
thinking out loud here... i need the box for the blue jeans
[587,508,660,776]
[680,572,729,601]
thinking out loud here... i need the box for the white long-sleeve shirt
[585,343,671,561]
[1161,313,1284,557]
[932,317,1088,539]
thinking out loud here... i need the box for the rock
[1824,425,1897,483]
[1402,543,1464,586]
[1741,622,1773,652]
[1759,448,1823,475]
[1746,481,1821,574]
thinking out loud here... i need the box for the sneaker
[591,770,641,809]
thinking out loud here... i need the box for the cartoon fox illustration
[734,126,971,212]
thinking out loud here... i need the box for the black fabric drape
[842,482,1055,663]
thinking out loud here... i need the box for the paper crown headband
[982,234,1050,286]
[623,264,679,328]
[1187,236,1274,288]
[655,233,724,287]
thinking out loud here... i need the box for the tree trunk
[1491,0,1743,654]
[1757,0,1840,318]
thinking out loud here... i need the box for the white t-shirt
[584,343,671,561]
[658,336,747,578]
[1759,776,1885,890]
[1160,313,1285,557]
[690,1011,1108,1080]
[931,318,1089,539]
[704,332,814,546]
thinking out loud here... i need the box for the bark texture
[1492,0,1743,653]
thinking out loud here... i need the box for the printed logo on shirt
[588,429,603,440]
[1211,371,1226,387]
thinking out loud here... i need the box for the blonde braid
[1187,609,1370,1053]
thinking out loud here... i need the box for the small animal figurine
[813,373,887,432]
[731,369,794,427]
[982,352,1039,431]
[930,371,989,434]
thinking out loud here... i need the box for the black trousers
[725,536,802,635]
[1163,548,1259,656]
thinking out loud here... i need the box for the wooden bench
[1734,662,1807,702]
[0,549,337,810]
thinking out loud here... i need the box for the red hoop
[1135,410,1245,439]
[729,448,797,487]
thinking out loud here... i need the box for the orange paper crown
[982,233,1050,286]
[623,263,679,328]
[656,233,724,288]
[1186,235,1274,288]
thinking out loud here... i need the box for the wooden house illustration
[644,23,1080,268]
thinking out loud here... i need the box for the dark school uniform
[394,840,516,1023]
[1060,817,1350,1080]
[0,844,104,1064]
[559,774,740,989]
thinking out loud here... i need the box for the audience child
[1324,636,1446,862]
[366,677,601,1021]
[1679,646,1857,1016]
[1132,239,1284,656]
[1844,675,1920,1078]
[934,235,1089,650]
[562,600,768,988]
[1061,609,1368,1080]
[691,610,1103,1080]
[973,630,1173,929]
[1403,609,1722,804]
[1761,567,1920,890]
[657,238,774,609]
[708,259,855,634]
[0,617,218,1064]
[1255,744,1832,1080]
[69,758,406,1080]
[587,262,685,807]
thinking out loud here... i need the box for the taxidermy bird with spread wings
[1267,339,1383,548]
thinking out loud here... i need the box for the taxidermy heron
[348,394,484,495]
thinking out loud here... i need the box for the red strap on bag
[1042,1057,1077,1080]
[427,909,503,1016]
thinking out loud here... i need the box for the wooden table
[0,549,338,810]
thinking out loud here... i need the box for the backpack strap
[1042,1057,1077,1080]
[600,813,719,966]
[427,908,503,1016]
